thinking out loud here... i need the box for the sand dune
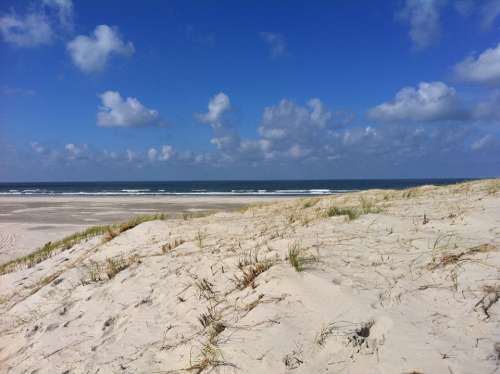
[1,180,499,373]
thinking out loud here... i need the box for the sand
[0,195,290,264]
[0,180,499,373]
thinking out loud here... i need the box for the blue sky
[1,0,500,181]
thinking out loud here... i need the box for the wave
[0,189,353,196]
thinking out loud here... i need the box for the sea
[0,179,473,196]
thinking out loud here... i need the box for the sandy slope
[0,180,499,373]
[0,195,288,263]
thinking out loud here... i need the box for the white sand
[0,195,289,263]
[0,180,499,373]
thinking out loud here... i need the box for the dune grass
[288,242,318,272]
[0,213,165,275]
[324,197,381,221]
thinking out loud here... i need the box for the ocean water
[0,179,473,196]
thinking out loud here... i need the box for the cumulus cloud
[397,0,445,50]
[67,25,134,72]
[454,42,500,85]
[97,91,162,128]
[198,92,240,154]
[260,32,287,58]
[65,143,89,160]
[148,145,174,162]
[0,12,52,47]
[368,81,468,123]
[198,92,231,127]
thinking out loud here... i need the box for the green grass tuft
[0,213,165,275]
[288,242,318,272]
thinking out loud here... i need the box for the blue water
[0,179,473,196]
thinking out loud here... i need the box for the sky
[1,0,500,181]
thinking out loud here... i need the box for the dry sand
[0,195,289,264]
[0,180,499,373]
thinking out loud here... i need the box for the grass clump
[103,213,166,242]
[302,198,320,208]
[105,257,129,279]
[195,229,207,248]
[324,197,380,222]
[428,243,496,270]
[162,237,185,254]
[0,213,165,275]
[234,247,274,289]
[325,206,360,221]
[288,242,318,272]
[0,225,109,275]
[486,180,500,195]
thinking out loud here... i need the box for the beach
[0,195,290,263]
[0,179,499,373]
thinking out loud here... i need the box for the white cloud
[454,42,500,85]
[159,145,173,161]
[42,0,73,30]
[67,25,134,72]
[97,91,161,128]
[198,92,238,153]
[147,145,173,161]
[30,142,45,154]
[259,98,336,141]
[368,81,467,123]
[260,32,287,58]
[65,143,89,160]
[198,92,231,127]
[147,148,158,162]
[0,12,52,47]
[397,0,445,50]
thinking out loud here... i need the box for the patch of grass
[402,187,421,199]
[428,243,496,270]
[105,257,129,279]
[323,198,380,222]
[486,180,500,195]
[235,261,273,289]
[189,342,231,373]
[195,278,215,300]
[84,260,103,283]
[195,229,207,248]
[235,247,274,289]
[302,198,320,209]
[182,211,212,220]
[287,242,318,272]
[162,237,185,254]
[197,304,220,329]
[325,206,360,221]
[0,213,165,275]
[359,196,381,214]
[104,213,166,242]
[0,225,109,275]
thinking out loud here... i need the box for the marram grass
[0,213,165,275]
